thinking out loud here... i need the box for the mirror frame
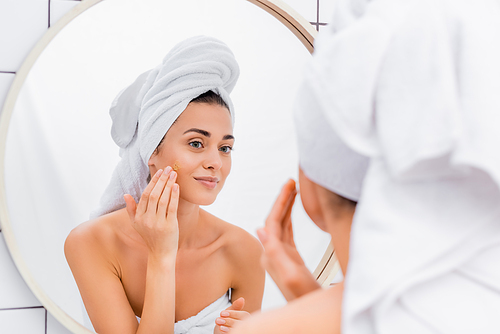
[0,0,338,332]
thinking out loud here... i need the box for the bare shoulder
[200,210,265,310]
[64,209,126,265]
[201,210,263,263]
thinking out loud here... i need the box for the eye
[219,145,233,153]
[189,141,203,149]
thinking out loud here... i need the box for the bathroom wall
[0,0,333,333]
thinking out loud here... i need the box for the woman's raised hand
[124,166,180,257]
[257,179,320,301]
[214,297,250,333]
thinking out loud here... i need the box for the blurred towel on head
[91,36,239,218]
[305,0,500,332]
[294,80,369,202]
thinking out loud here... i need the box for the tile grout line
[0,71,16,74]
[45,308,48,334]
[317,0,320,28]
[309,22,326,29]
[0,306,45,311]
[48,0,51,28]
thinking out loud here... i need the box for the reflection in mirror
[2,0,331,332]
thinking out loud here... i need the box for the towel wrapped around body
[174,291,231,334]
[136,291,231,334]
[91,35,239,218]
[304,0,500,332]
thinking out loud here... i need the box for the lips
[194,176,220,190]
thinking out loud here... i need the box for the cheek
[170,154,201,186]
[168,149,193,172]
[299,170,327,231]
[222,156,232,175]
[172,157,192,179]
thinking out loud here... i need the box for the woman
[64,36,265,334]
[236,0,500,333]
[232,75,369,333]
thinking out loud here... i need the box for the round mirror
[0,0,337,332]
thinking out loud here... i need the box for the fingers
[256,228,268,245]
[156,171,178,218]
[167,183,180,222]
[226,297,245,311]
[220,309,248,320]
[258,228,285,266]
[265,179,297,237]
[258,228,287,265]
[282,193,297,245]
[147,167,174,215]
[137,167,168,214]
[124,194,137,222]
[215,308,251,333]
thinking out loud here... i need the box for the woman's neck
[176,198,201,248]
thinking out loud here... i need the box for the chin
[182,191,219,206]
[195,195,218,206]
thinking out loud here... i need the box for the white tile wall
[0,0,49,72]
[0,307,46,334]
[47,312,73,334]
[320,0,336,23]
[50,1,81,28]
[0,235,41,309]
[284,0,318,23]
[0,0,333,333]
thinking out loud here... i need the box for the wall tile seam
[317,0,320,24]
[309,21,328,30]
[0,306,45,311]
[310,0,328,31]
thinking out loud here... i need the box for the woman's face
[148,102,233,206]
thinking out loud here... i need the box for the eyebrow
[183,128,234,141]
[184,128,210,137]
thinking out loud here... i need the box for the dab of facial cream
[173,160,181,171]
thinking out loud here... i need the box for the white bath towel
[91,36,239,218]
[294,80,369,201]
[303,0,500,332]
[135,291,231,334]
[174,291,231,334]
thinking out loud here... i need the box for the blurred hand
[257,179,320,301]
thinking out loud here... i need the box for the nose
[203,147,223,171]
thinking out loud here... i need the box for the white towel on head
[306,0,500,332]
[294,80,369,202]
[91,36,239,218]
